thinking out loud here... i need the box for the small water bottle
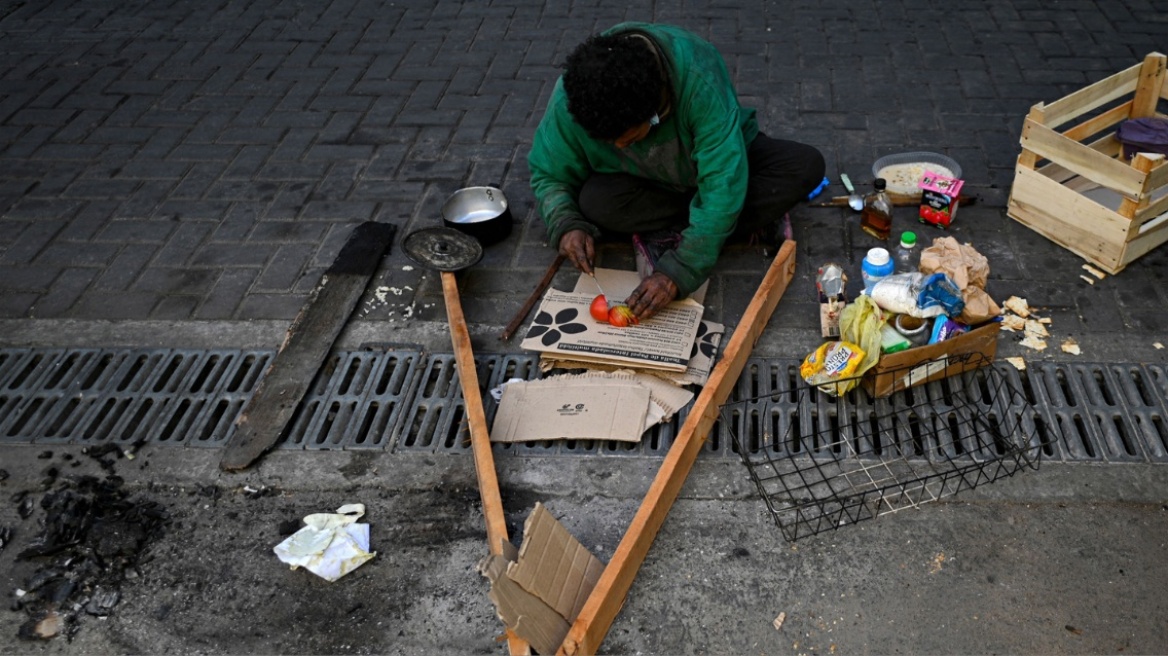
[895,231,918,273]
[862,247,893,295]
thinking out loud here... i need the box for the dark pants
[577,134,826,238]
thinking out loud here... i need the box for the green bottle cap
[900,231,917,248]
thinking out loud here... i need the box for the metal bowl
[441,186,513,247]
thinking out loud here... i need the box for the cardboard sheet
[541,369,695,431]
[539,320,724,386]
[492,380,651,443]
[492,368,691,438]
[478,503,604,656]
[521,269,705,373]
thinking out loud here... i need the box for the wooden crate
[1008,52,1168,274]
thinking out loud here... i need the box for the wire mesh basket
[721,352,1044,541]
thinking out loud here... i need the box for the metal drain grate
[279,347,422,450]
[1,347,1165,462]
[722,358,1168,464]
[0,348,271,447]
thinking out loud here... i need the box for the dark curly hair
[562,33,663,140]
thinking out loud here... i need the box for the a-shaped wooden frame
[455,241,797,655]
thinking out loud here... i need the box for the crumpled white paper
[273,503,375,582]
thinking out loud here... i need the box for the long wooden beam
[441,270,531,656]
[558,240,798,656]
[220,221,396,471]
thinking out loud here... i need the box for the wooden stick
[811,194,975,208]
[441,270,531,656]
[557,241,798,656]
[500,254,565,341]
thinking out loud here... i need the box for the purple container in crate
[1115,117,1168,159]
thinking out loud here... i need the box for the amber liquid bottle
[860,178,893,241]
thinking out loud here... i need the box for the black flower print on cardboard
[525,308,588,346]
[689,322,723,360]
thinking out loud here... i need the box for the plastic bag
[800,341,866,395]
[837,295,886,390]
[870,272,964,318]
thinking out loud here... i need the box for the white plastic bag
[273,503,375,582]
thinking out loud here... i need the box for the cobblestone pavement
[0,0,1166,364]
[1,3,1168,654]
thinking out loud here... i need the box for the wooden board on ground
[557,240,798,655]
[440,268,531,656]
[219,221,397,471]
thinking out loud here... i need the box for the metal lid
[401,227,482,271]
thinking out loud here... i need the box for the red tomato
[608,304,638,327]
[589,294,610,322]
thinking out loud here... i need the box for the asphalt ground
[1,0,1168,654]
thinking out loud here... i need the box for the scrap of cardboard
[540,320,724,387]
[493,370,696,443]
[492,380,650,443]
[478,503,604,656]
[549,370,694,428]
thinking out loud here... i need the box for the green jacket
[528,22,759,297]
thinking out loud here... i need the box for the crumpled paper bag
[273,503,375,582]
[919,237,1001,325]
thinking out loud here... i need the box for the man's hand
[558,230,595,275]
[626,272,678,321]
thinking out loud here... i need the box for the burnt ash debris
[8,446,168,641]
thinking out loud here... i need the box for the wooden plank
[1041,60,1142,128]
[811,194,975,208]
[1123,211,1168,268]
[1021,118,1146,197]
[1061,101,1133,143]
[442,270,510,555]
[220,221,396,471]
[1120,153,1164,222]
[1036,133,1123,184]
[1008,169,1126,272]
[557,241,798,656]
[1145,157,1168,192]
[1135,190,1168,224]
[1016,105,1047,171]
[440,270,532,656]
[1130,53,1167,118]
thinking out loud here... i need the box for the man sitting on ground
[528,22,825,320]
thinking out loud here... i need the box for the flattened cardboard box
[492,370,695,443]
[478,503,604,656]
[521,268,705,373]
[863,322,1000,398]
[539,319,724,387]
[492,380,651,443]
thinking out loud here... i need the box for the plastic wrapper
[273,504,375,582]
[870,272,964,318]
[800,341,866,395]
[929,316,969,344]
[838,295,886,388]
[880,324,911,354]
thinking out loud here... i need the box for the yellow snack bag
[800,341,867,395]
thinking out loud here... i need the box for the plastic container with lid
[861,247,893,295]
[871,152,963,196]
